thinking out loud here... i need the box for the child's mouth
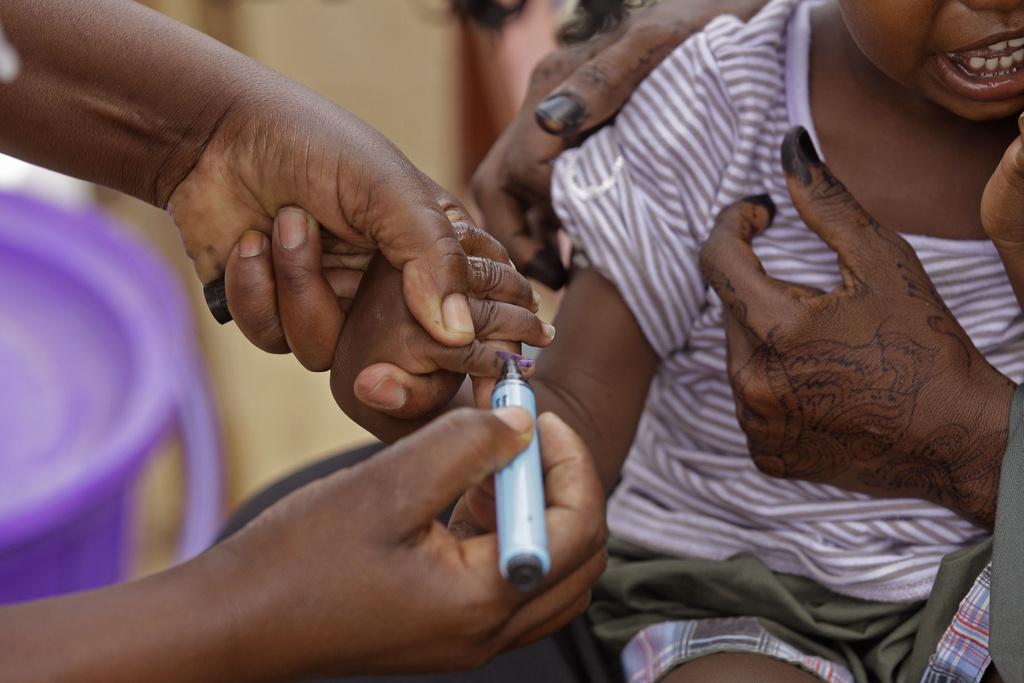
[939,34,1024,102]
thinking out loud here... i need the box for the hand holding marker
[491,356,550,591]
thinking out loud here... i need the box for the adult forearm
[0,0,267,206]
[0,551,264,683]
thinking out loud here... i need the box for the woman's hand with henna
[700,128,1016,529]
[472,0,767,288]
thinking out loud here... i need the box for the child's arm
[331,256,658,491]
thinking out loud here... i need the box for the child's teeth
[1015,49,1024,63]
[1001,55,1015,69]
[987,58,1000,71]
[1012,38,1024,48]
[990,40,1010,51]
[970,56,988,70]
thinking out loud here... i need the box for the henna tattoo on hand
[735,324,931,480]
[731,315,1010,528]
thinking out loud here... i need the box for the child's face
[839,0,1024,120]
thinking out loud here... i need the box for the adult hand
[472,0,767,288]
[330,248,552,432]
[216,407,607,679]
[699,127,1016,529]
[0,408,607,682]
[2,1,511,358]
[222,205,544,372]
[168,88,494,360]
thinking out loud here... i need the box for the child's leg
[663,653,824,683]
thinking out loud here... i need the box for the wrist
[183,540,303,683]
[150,63,274,209]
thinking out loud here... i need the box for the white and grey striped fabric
[550,0,1024,602]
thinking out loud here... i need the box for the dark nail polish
[796,128,821,164]
[535,93,586,135]
[781,126,814,186]
[204,279,233,325]
[523,247,568,290]
[744,194,777,224]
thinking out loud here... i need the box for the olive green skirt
[589,536,993,682]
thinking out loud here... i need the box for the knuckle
[572,60,614,91]
[276,261,316,293]
[473,299,500,334]
[751,449,787,478]
[470,258,504,296]
[529,52,572,89]
[463,341,503,378]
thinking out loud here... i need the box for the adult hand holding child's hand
[330,243,554,433]
[701,128,1016,529]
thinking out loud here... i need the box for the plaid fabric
[620,617,853,683]
[620,565,995,683]
[921,563,993,683]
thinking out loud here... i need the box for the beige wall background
[115,0,465,571]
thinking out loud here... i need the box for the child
[333,0,1024,680]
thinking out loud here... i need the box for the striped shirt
[550,0,1024,602]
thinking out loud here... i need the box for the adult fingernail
[535,93,586,135]
[238,232,266,258]
[781,126,816,185]
[796,128,821,164]
[365,377,408,410]
[523,247,568,290]
[493,406,533,434]
[542,323,556,341]
[278,209,308,250]
[442,294,475,337]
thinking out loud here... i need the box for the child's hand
[331,241,554,431]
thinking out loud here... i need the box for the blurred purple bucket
[0,191,222,604]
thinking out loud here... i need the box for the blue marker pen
[492,357,550,591]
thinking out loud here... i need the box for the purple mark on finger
[496,350,535,369]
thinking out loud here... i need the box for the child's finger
[324,268,363,300]
[353,363,463,418]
